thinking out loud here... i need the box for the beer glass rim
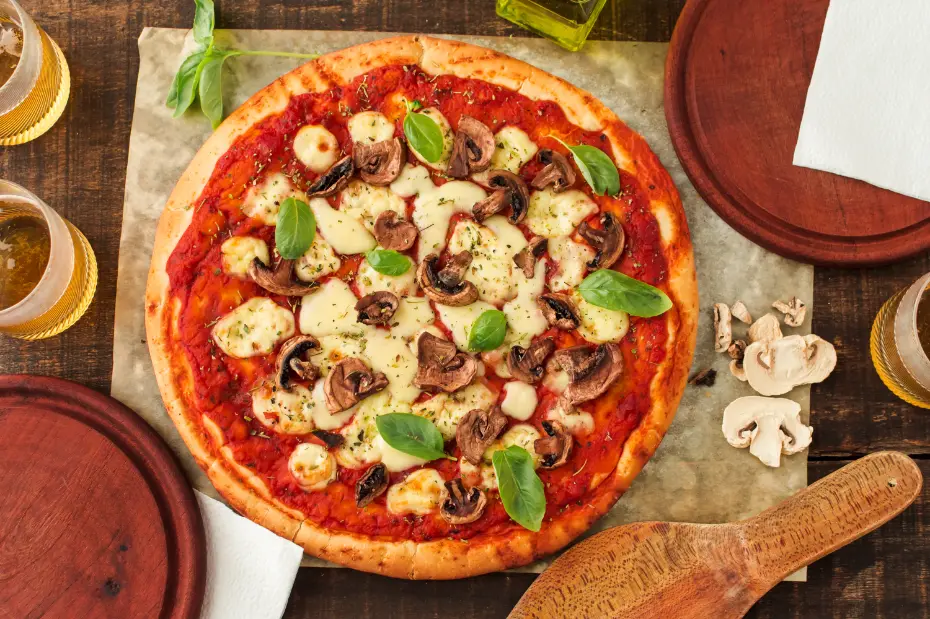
[895,272,930,388]
[0,0,42,116]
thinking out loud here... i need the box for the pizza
[145,35,697,579]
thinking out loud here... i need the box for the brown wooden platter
[0,375,206,619]
[665,0,930,267]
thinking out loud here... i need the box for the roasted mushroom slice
[455,407,508,465]
[373,211,418,251]
[538,293,581,330]
[353,138,405,185]
[275,335,321,390]
[355,291,399,326]
[534,420,572,469]
[248,257,318,296]
[440,478,488,525]
[531,149,576,192]
[577,213,625,269]
[472,170,530,224]
[312,429,345,449]
[324,357,389,413]
[355,463,389,508]
[308,155,354,197]
[554,343,624,405]
[507,337,556,384]
[448,116,495,178]
[512,236,547,279]
[416,252,479,307]
[414,332,478,393]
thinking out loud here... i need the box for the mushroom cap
[275,335,321,391]
[308,155,354,197]
[507,337,556,384]
[372,211,418,251]
[531,149,576,193]
[248,257,318,297]
[455,407,508,465]
[324,357,389,412]
[448,116,495,178]
[577,213,625,269]
[416,252,479,307]
[743,334,837,396]
[355,291,400,326]
[440,478,488,525]
[414,332,478,393]
[472,170,530,224]
[352,138,405,186]
[748,313,783,345]
[538,293,581,331]
[534,420,572,469]
[722,395,812,467]
[512,236,547,279]
[554,343,624,405]
[355,463,389,508]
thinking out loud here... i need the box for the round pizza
[146,35,697,579]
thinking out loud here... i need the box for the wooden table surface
[1,1,928,617]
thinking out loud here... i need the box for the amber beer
[0,181,96,339]
[0,0,69,145]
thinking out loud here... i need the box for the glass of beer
[0,0,70,145]
[871,272,930,409]
[0,180,96,339]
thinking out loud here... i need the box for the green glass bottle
[496,0,609,52]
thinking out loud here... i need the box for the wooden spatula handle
[739,451,922,587]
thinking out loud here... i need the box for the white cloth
[196,491,304,619]
[793,0,930,202]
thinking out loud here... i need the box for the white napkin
[196,491,304,619]
[793,0,930,201]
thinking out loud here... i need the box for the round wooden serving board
[0,375,206,619]
[665,0,930,266]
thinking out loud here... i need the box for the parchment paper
[114,28,813,578]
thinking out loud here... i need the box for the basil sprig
[403,99,445,163]
[550,136,620,196]
[376,413,454,461]
[275,198,316,259]
[167,0,318,128]
[366,249,411,276]
[468,310,508,351]
[492,446,546,532]
[578,269,672,317]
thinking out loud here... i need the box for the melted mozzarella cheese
[373,434,428,472]
[500,381,538,421]
[212,297,295,358]
[242,172,307,225]
[412,180,488,259]
[543,363,570,394]
[348,111,395,144]
[299,279,369,338]
[309,378,356,430]
[308,198,376,255]
[526,188,598,238]
[389,298,435,340]
[295,234,341,282]
[573,291,630,343]
[390,163,434,198]
[335,391,392,468]
[409,108,454,170]
[502,258,548,348]
[547,399,594,436]
[472,126,538,185]
[293,125,339,173]
[411,382,496,439]
[252,383,315,435]
[434,300,497,352]
[315,335,368,377]
[355,255,418,298]
[386,468,446,515]
[448,216,527,305]
[549,236,595,292]
[339,180,406,232]
[365,330,421,404]
[221,236,270,278]
[288,442,337,490]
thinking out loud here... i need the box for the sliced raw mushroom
[713,303,733,353]
[355,291,399,326]
[455,407,508,465]
[353,138,405,185]
[275,335,321,390]
[507,337,556,384]
[414,332,478,393]
[416,252,479,306]
[513,236,548,279]
[730,359,747,382]
[355,463,389,508]
[534,420,572,469]
[324,357,389,413]
[472,171,530,224]
[554,343,624,405]
[722,396,812,467]
[308,155,354,197]
[531,149,576,192]
[448,116,495,178]
[772,297,807,327]
[538,293,581,331]
[249,257,318,296]
[748,313,783,344]
[731,301,752,325]
[312,429,345,449]
[373,211,417,251]
[440,478,488,525]
[742,334,837,396]
[577,213,625,269]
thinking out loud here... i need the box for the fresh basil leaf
[551,137,620,196]
[198,50,241,129]
[492,446,546,532]
[468,310,508,351]
[404,110,444,163]
[167,50,206,114]
[578,269,672,317]
[365,249,411,276]
[192,0,215,47]
[275,198,316,260]
[376,413,450,461]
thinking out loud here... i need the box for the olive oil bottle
[496,0,609,51]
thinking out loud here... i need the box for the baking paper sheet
[113,29,813,578]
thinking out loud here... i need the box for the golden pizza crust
[145,35,698,580]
